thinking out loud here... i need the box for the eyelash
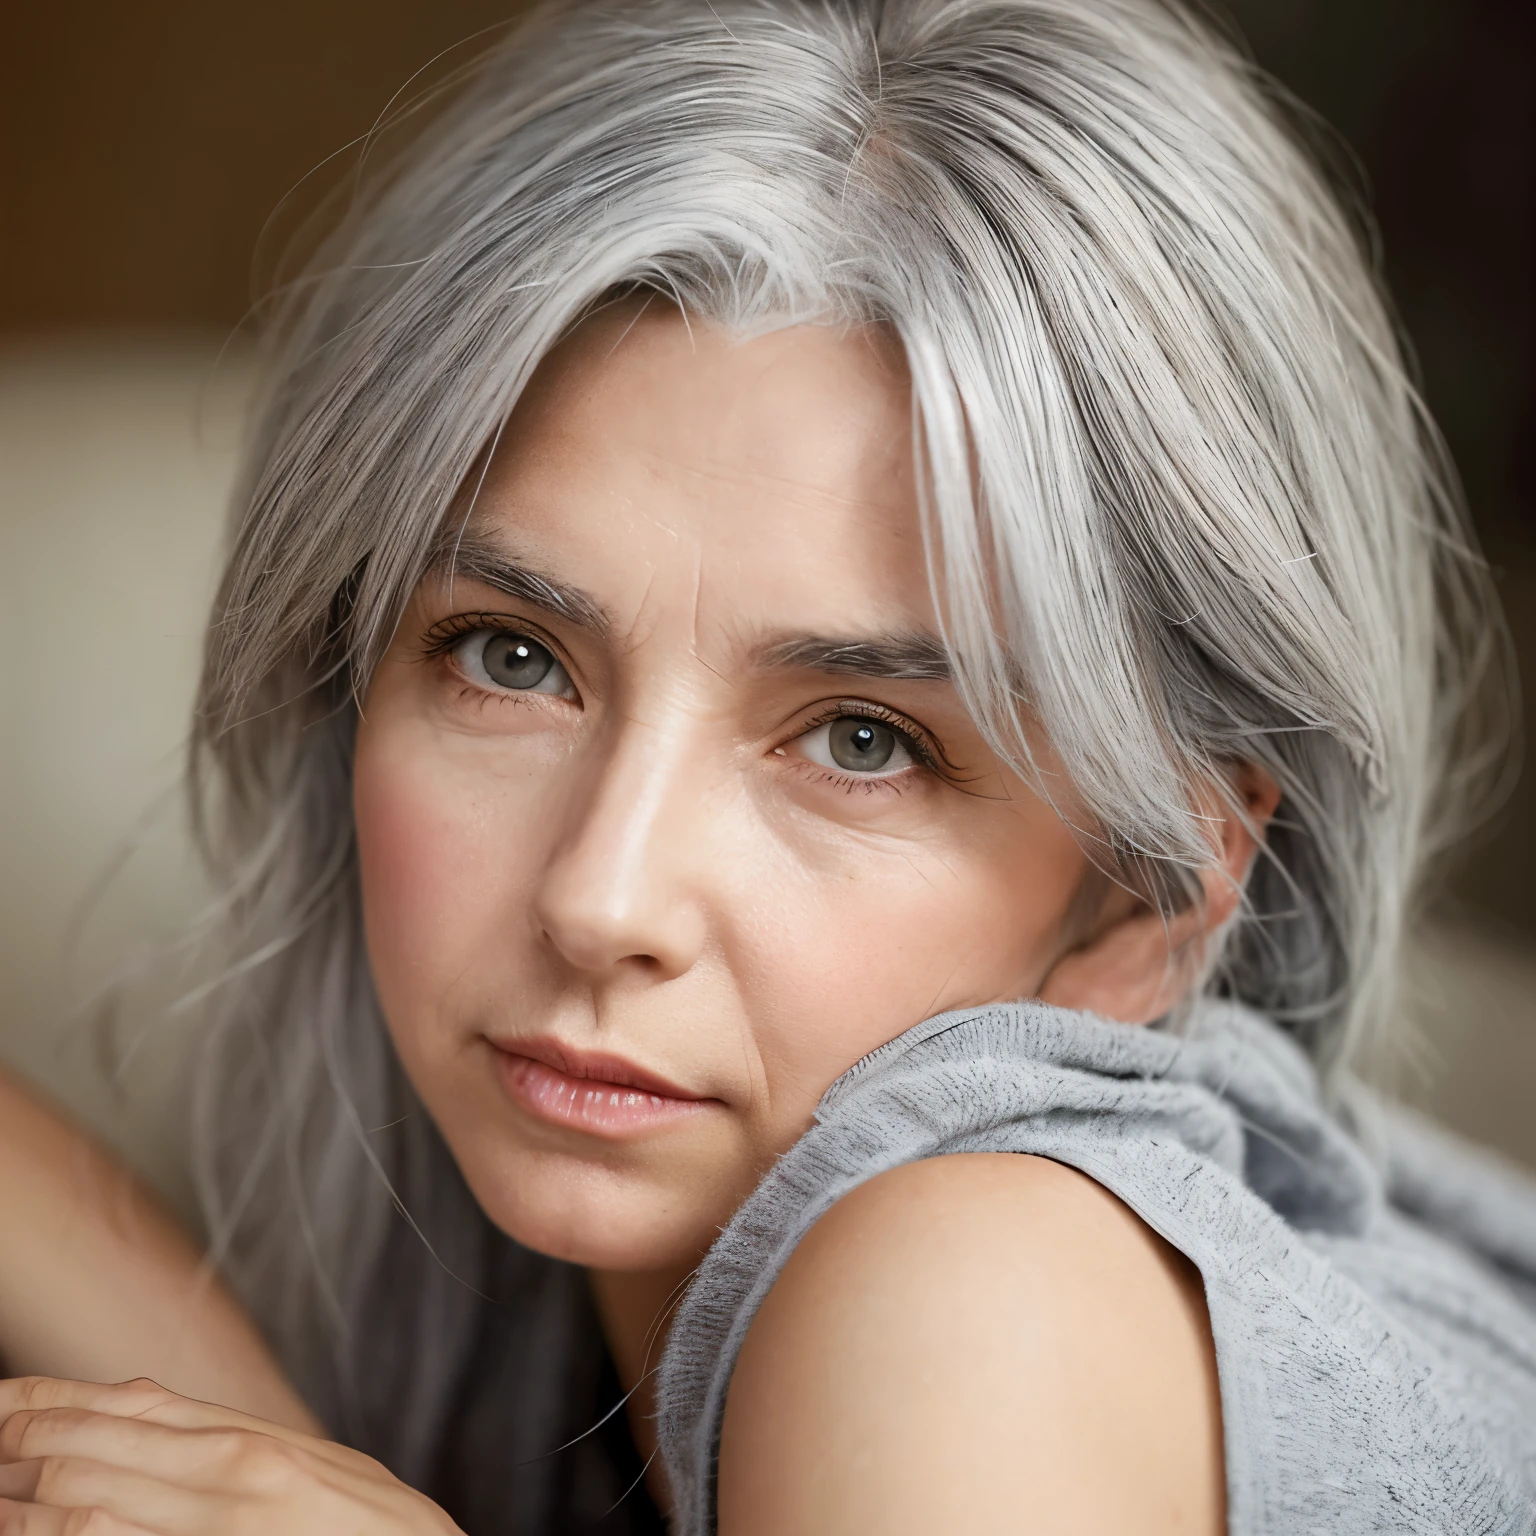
[417,613,578,715]
[421,611,553,657]
[793,700,942,795]
[419,615,943,793]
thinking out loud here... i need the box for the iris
[828,718,897,772]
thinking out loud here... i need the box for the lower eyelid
[441,659,564,709]
[832,771,912,793]
[780,754,917,797]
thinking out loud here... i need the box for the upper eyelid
[424,613,581,695]
[421,611,568,658]
[799,700,942,770]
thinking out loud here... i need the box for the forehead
[465,304,935,643]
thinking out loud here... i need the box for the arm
[717,1152,1226,1535]
[0,1064,318,1434]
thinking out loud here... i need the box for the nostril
[534,886,704,980]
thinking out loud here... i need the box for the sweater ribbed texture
[655,1001,1536,1534]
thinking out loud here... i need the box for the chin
[458,1142,728,1272]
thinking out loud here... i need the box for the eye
[453,630,574,697]
[796,715,916,776]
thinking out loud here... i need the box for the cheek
[737,807,1087,1113]
[352,722,527,1032]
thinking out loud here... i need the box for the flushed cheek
[738,848,1067,1124]
[353,725,543,1030]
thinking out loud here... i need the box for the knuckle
[221,1429,300,1490]
[328,1443,384,1476]
[14,1377,59,1411]
[211,1426,257,1465]
[11,1407,86,1458]
[0,1406,33,1455]
[33,1453,79,1501]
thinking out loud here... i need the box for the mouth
[487,1035,714,1138]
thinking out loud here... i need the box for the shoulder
[717,1153,1225,1536]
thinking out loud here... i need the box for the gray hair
[188,0,1506,1465]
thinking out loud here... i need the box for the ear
[1038,764,1282,1026]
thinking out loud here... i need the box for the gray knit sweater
[654,1001,1536,1534]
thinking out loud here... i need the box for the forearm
[0,1063,319,1434]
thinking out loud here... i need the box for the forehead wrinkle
[685,540,715,679]
[611,550,668,666]
[632,443,907,522]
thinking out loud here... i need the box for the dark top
[341,1207,666,1536]
[432,1261,666,1536]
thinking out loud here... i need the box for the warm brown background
[1,0,1531,923]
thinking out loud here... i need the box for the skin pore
[353,301,1274,1526]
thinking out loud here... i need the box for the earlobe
[1038,764,1281,1026]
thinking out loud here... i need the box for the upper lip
[487,1034,708,1102]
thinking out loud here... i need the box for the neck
[587,1260,700,1514]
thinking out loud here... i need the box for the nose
[531,713,711,981]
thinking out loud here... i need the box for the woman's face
[354,305,1096,1273]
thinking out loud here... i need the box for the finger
[0,1413,226,1486]
[0,1497,159,1535]
[0,1409,387,1508]
[0,1380,284,1439]
[0,1457,205,1531]
[0,1379,234,1437]
[0,1383,175,1428]
[0,1383,346,1466]
[0,1411,426,1536]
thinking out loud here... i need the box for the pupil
[482,634,555,689]
[829,717,896,772]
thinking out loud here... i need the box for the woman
[2,0,1534,1530]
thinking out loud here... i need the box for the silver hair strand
[185,0,1509,1464]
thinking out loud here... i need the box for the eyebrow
[431,530,609,633]
[429,530,949,680]
[757,633,952,682]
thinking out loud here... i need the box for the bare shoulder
[717,1153,1225,1536]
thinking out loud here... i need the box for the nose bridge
[534,700,709,977]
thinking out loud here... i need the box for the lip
[488,1034,713,1138]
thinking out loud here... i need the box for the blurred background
[1,0,1532,1210]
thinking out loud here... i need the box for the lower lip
[494,1050,710,1137]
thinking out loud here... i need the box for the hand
[0,1377,464,1534]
